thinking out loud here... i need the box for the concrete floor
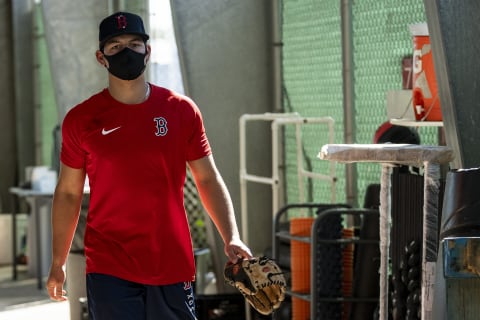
[0,265,69,320]
[0,301,69,320]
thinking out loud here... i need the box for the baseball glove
[224,256,286,315]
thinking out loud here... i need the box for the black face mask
[104,48,147,80]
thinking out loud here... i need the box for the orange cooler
[410,23,442,121]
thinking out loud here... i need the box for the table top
[10,186,90,197]
[9,187,54,197]
[318,143,454,166]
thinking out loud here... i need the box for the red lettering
[116,15,127,29]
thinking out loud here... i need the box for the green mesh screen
[282,1,345,205]
[282,0,439,206]
[184,170,209,249]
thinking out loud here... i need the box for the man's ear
[95,50,108,68]
[145,44,152,63]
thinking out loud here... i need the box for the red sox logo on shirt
[116,14,128,30]
[154,117,168,136]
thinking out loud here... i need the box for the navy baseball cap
[99,12,149,48]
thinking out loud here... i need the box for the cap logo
[116,14,128,30]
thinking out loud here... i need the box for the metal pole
[421,161,441,320]
[379,164,392,320]
[340,0,358,207]
[272,0,283,113]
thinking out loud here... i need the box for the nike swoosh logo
[102,126,121,135]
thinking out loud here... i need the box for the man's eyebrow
[105,36,144,46]
[104,38,120,46]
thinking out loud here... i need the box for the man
[46,11,252,319]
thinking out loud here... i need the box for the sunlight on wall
[148,0,184,94]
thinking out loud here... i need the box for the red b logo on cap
[116,15,127,30]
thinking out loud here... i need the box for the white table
[9,187,54,289]
[318,143,453,320]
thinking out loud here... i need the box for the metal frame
[272,204,380,319]
[239,113,336,245]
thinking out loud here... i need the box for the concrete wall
[425,0,480,169]
[41,1,110,121]
[0,0,36,212]
[0,1,16,212]
[425,1,480,318]
[170,0,275,290]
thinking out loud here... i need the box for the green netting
[282,0,439,206]
[283,0,344,205]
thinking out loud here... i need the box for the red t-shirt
[61,85,211,285]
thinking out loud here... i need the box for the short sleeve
[60,108,87,169]
[182,98,212,161]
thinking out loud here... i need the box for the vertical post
[340,0,358,207]
[11,193,18,280]
[33,198,43,289]
[421,162,441,319]
[379,164,392,320]
[12,0,35,190]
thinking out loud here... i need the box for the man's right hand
[46,265,67,301]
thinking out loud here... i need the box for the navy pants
[86,273,197,320]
